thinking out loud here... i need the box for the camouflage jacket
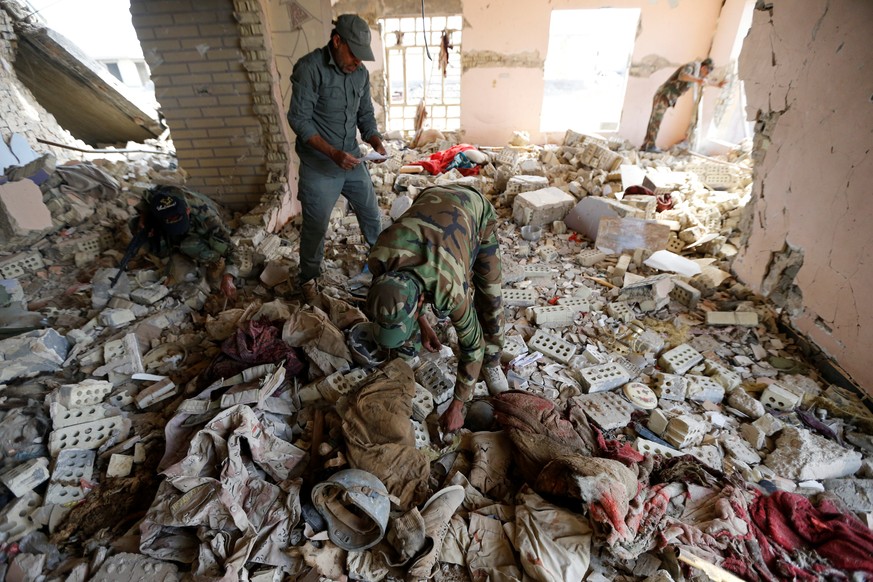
[655,61,700,107]
[369,184,500,397]
[137,186,239,277]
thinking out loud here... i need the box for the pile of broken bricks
[1,129,873,582]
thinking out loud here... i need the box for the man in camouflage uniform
[366,184,508,432]
[641,58,723,153]
[131,185,239,298]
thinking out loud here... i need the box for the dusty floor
[1,132,872,582]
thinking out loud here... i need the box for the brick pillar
[130,0,267,210]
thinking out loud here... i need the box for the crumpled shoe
[406,485,465,581]
[482,365,509,395]
[387,507,426,565]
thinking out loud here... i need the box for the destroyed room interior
[1,0,872,580]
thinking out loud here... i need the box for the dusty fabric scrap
[140,405,305,580]
[338,358,429,510]
[512,487,592,582]
[205,318,305,384]
[467,511,523,582]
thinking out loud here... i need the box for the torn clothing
[337,359,430,511]
[368,184,505,401]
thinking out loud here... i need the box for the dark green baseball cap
[367,271,420,349]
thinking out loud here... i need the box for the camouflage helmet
[367,271,421,349]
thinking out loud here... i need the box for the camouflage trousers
[642,92,673,149]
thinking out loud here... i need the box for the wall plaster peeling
[734,0,873,392]
[461,50,542,71]
[628,54,678,79]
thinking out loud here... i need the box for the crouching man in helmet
[130,185,239,299]
[366,184,508,433]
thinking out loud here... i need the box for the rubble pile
[1,129,873,582]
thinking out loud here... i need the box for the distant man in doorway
[287,13,387,301]
[641,58,725,153]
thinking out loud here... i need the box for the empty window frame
[380,15,462,136]
[541,8,640,133]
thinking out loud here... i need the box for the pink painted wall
[459,0,724,146]
[734,1,873,391]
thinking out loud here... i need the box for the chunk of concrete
[727,388,766,419]
[595,217,671,255]
[0,328,69,383]
[512,187,575,227]
[0,180,53,239]
[752,413,784,436]
[564,196,641,241]
[822,479,873,512]
[0,457,49,497]
[765,426,863,481]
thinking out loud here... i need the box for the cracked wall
[456,0,726,146]
[734,0,873,392]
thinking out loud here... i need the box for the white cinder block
[760,384,802,412]
[527,330,576,364]
[635,438,681,460]
[663,415,707,449]
[654,372,687,401]
[49,416,126,456]
[415,362,454,404]
[578,361,632,393]
[686,374,726,404]
[0,458,49,497]
[501,288,538,307]
[528,305,577,327]
[659,343,704,375]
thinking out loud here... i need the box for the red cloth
[204,318,305,383]
[596,428,645,466]
[623,184,674,212]
[409,143,480,176]
[746,490,873,578]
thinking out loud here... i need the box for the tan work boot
[406,485,465,581]
[482,364,509,395]
[301,279,319,303]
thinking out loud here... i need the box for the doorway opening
[541,8,640,133]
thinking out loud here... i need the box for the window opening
[541,8,640,133]
[379,15,462,137]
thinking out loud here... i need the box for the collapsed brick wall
[0,5,87,162]
[129,0,274,211]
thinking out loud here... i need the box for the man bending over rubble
[641,58,725,153]
[128,185,238,299]
[366,184,508,432]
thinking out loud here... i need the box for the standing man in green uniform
[641,58,724,153]
[130,185,239,298]
[366,184,508,432]
[287,14,387,300]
